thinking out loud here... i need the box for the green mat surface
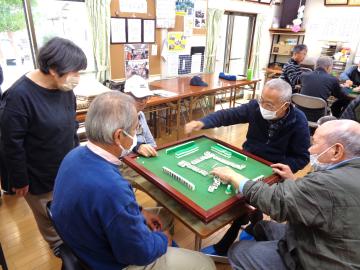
[136,137,273,211]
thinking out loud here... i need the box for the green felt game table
[124,135,278,223]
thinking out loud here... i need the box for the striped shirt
[280,58,302,93]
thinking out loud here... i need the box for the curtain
[249,14,265,82]
[204,8,224,73]
[85,0,111,82]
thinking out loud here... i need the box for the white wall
[303,0,360,65]
[208,0,278,80]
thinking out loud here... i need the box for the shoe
[201,245,218,255]
[239,230,255,241]
[171,240,179,248]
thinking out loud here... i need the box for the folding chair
[291,93,328,129]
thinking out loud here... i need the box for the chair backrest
[300,67,313,73]
[291,93,328,128]
[292,93,327,110]
[46,201,91,270]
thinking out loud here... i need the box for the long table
[147,73,260,140]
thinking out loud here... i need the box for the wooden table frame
[124,135,279,223]
[124,135,279,251]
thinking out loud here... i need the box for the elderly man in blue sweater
[52,92,215,270]
[185,78,310,256]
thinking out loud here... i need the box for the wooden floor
[0,106,310,270]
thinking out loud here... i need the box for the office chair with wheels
[46,201,90,270]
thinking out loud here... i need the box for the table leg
[251,82,258,100]
[189,96,194,121]
[229,87,234,108]
[194,234,202,251]
[176,100,180,140]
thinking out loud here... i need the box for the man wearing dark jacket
[212,119,360,270]
[280,44,308,93]
[0,64,3,96]
[341,95,360,122]
[340,60,360,87]
[185,78,310,256]
[300,56,350,118]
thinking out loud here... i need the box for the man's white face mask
[259,102,288,120]
[118,130,137,158]
[310,145,335,171]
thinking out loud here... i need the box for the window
[215,12,256,76]
[0,0,95,91]
[30,0,95,72]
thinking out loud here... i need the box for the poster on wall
[110,17,127,43]
[119,0,147,13]
[175,0,194,16]
[125,44,149,79]
[184,15,194,36]
[194,0,206,28]
[348,0,360,5]
[127,19,142,43]
[156,0,176,28]
[168,32,187,52]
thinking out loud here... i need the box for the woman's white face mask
[58,76,80,92]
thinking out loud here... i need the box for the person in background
[211,119,360,270]
[300,56,351,118]
[123,75,157,157]
[185,79,310,256]
[341,95,360,123]
[280,44,308,93]
[0,64,3,97]
[0,37,87,254]
[340,59,360,88]
[52,91,216,270]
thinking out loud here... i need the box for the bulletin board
[110,0,207,80]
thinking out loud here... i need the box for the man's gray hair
[85,91,137,144]
[316,56,333,70]
[323,120,360,158]
[264,78,292,102]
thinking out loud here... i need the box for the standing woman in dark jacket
[0,64,3,96]
[0,37,87,253]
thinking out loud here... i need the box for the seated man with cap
[51,92,216,270]
[123,75,157,157]
[122,75,177,246]
[185,78,310,256]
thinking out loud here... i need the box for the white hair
[323,120,360,158]
[85,91,137,144]
[264,79,292,102]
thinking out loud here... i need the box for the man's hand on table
[345,80,353,88]
[271,163,296,180]
[184,121,204,135]
[138,144,158,157]
[210,166,248,191]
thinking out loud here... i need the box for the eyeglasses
[258,97,279,111]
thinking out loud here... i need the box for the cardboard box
[272,44,294,55]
